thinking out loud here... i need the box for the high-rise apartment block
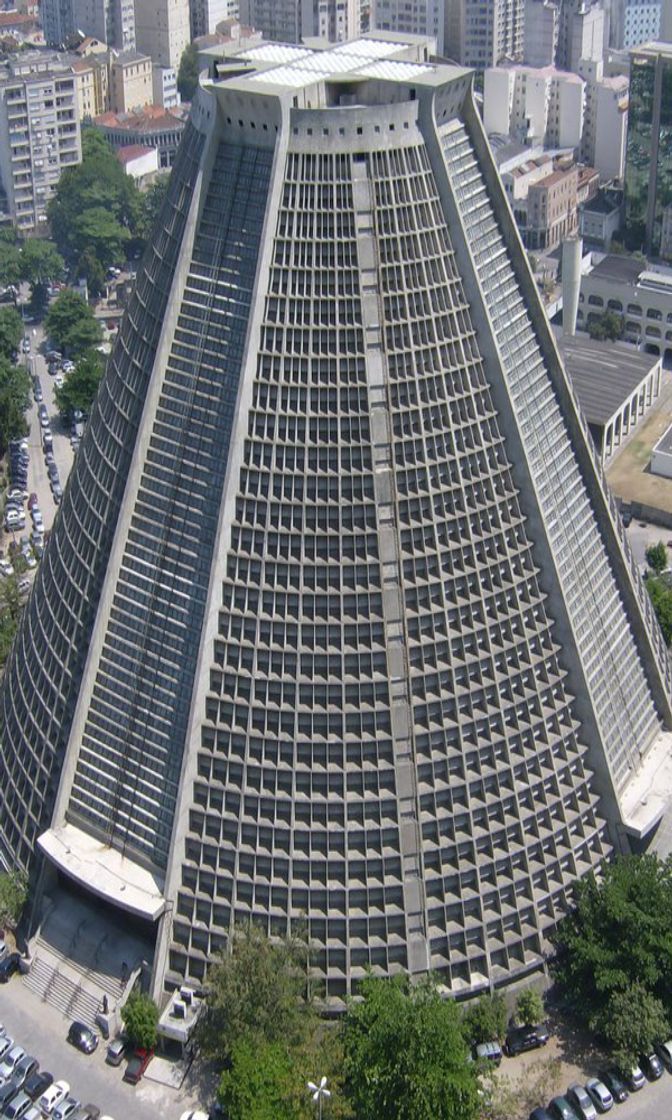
[135,0,190,69]
[484,65,585,148]
[626,41,672,253]
[2,31,672,1005]
[73,0,136,51]
[189,0,237,38]
[603,0,661,46]
[237,0,362,43]
[370,0,444,51]
[0,52,81,230]
[444,0,524,68]
[524,0,559,66]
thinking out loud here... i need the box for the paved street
[0,976,206,1120]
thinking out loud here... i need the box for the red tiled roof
[116,143,155,163]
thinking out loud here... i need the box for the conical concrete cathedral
[2,33,672,1003]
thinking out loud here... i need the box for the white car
[54,374,64,389]
[62,361,75,373]
[0,1037,13,1061]
[585,1078,613,1113]
[38,1081,69,1116]
[0,1044,26,1083]
[179,1112,209,1120]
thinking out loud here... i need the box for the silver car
[585,1078,613,1113]
[567,1084,597,1120]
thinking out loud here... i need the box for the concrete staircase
[23,953,103,1028]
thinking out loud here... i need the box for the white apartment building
[237,0,362,42]
[557,0,605,70]
[135,0,190,69]
[580,60,628,181]
[485,62,629,182]
[0,52,81,231]
[152,64,178,107]
[189,0,236,38]
[484,65,585,148]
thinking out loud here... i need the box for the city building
[370,0,443,51]
[108,49,153,112]
[135,0,191,69]
[578,253,672,357]
[523,0,559,66]
[557,0,605,71]
[0,51,81,230]
[579,62,628,182]
[525,164,580,248]
[626,42,672,256]
[152,64,179,108]
[115,141,159,181]
[580,187,624,246]
[41,0,75,48]
[92,101,188,165]
[73,0,135,51]
[484,65,585,149]
[558,333,662,461]
[237,0,362,43]
[3,31,672,1010]
[604,0,661,47]
[442,0,525,68]
[189,0,237,38]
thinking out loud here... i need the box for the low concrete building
[559,333,662,461]
[651,423,672,478]
[580,190,624,248]
[93,102,188,167]
[578,253,672,359]
[115,142,159,183]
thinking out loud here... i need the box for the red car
[27,493,38,510]
[123,1048,153,1084]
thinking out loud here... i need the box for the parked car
[0,1038,13,1062]
[505,1024,550,1056]
[52,482,63,504]
[621,1065,645,1091]
[53,1097,80,1120]
[23,1071,52,1102]
[655,1039,672,1071]
[549,1096,581,1120]
[0,1047,27,1085]
[566,1084,597,1120]
[599,1071,628,1103]
[639,1052,664,1080]
[10,1058,37,1094]
[585,1078,613,1113]
[4,1090,33,1120]
[66,1023,98,1055]
[0,954,21,983]
[38,1081,69,1117]
[71,1107,100,1120]
[474,1041,503,1066]
[529,1110,554,1120]
[0,1080,20,1113]
[122,1048,153,1084]
[104,1038,127,1067]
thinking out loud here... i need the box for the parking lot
[0,979,204,1120]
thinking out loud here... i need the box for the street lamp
[307,1076,331,1120]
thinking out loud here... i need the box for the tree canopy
[587,310,624,342]
[19,239,64,287]
[121,991,159,1049]
[0,573,22,672]
[54,348,104,420]
[461,993,507,1045]
[342,976,479,1120]
[0,866,28,931]
[552,854,672,1038]
[0,306,23,361]
[48,129,140,282]
[45,290,102,357]
[0,357,31,454]
[646,541,668,574]
[515,989,545,1027]
[645,575,672,644]
[601,983,669,1071]
[177,42,199,101]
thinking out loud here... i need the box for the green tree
[0,572,22,670]
[77,247,106,297]
[19,238,64,288]
[0,867,28,930]
[646,541,668,573]
[55,348,104,421]
[121,991,159,1049]
[598,983,669,1071]
[516,988,545,1027]
[645,576,672,644]
[0,306,23,360]
[0,241,20,289]
[45,290,102,357]
[342,976,478,1120]
[588,310,624,341]
[461,993,508,1045]
[218,1038,297,1120]
[199,922,314,1065]
[0,357,30,454]
[135,174,169,244]
[177,42,199,101]
[552,854,672,1031]
[48,128,140,267]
